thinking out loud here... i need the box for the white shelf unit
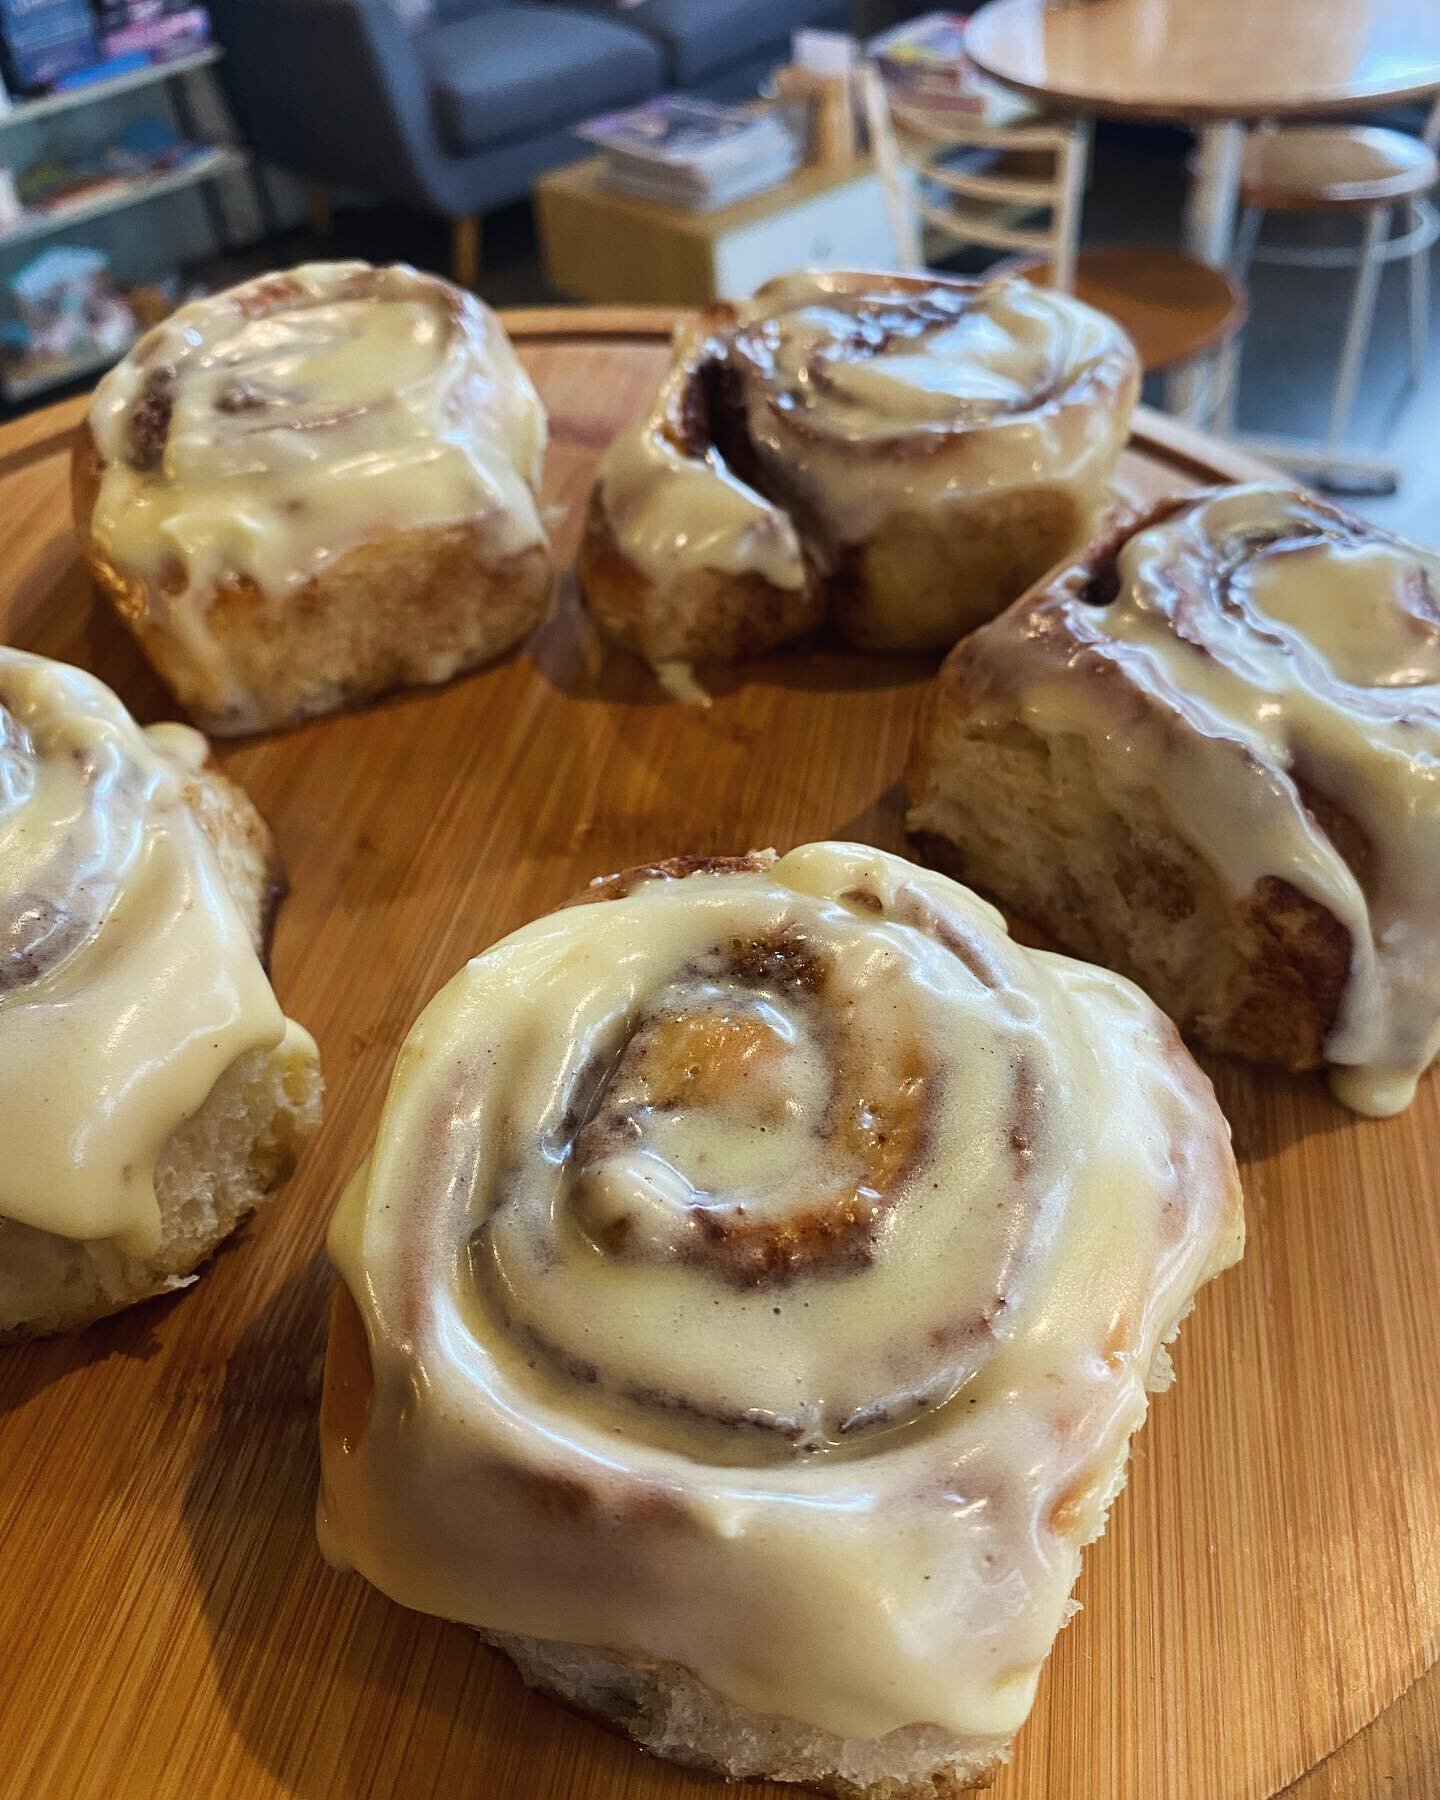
[1,334,137,403]
[0,144,247,248]
[0,45,246,402]
[0,47,222,132]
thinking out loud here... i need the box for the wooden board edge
[0,329,1277,501]
[1129,405,1278,485]
[499,305,688,341]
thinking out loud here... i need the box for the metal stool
[1228,117,1440,492]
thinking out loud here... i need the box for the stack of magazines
[579,96,798,211]
[868,12,984,113]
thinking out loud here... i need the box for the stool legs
[1326,207,1387,461]
[1231,206,1263,283]
[1213,205,1263,435]
[1409,199,1430,388]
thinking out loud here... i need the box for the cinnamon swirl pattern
[579,270,1139,689]
[319,844,1241,1791]
[908,483,1440,1116]
[75,261,552,734]
[0,649,316,1262]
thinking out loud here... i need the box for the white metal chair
[861,65,1247,425]
[1224,98,1440,490]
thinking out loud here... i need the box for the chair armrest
[210,0,449,211]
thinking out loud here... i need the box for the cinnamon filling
[320,842,1243,1744]
[593,270,1137,640]
[124,366,175,471]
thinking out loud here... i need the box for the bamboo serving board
[0,311,1436,1800]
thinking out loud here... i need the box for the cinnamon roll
[0,650,323,1337]
[578,270,1139,688]
[73,261,552,735]
[908,482,1440,1116]
[318,843,1241,1797]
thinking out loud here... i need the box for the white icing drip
[0,650,301,1251]
[591,272,1136,672]
[319,842,1240,1744]
[737,276,1132,544]
[652,659,712,706]
[997,484,1440,1114]
[86,261,548,707]
[600,430,806,591]
[596,311,805,594]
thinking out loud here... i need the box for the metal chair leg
[1326,207,1387,460]
[1409,199,1430,389]
[1213,332,1242,434]
[1208,206,1262,435]
[1230,205,1263,281]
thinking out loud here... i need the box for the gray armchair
[211,0,851,283]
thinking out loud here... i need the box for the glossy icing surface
[86,261,548,699]
[319,843,1241,1743]
[597,270,1136,589]
[0,650,295,1252]
[976,484,1440,1115]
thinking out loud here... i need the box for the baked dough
[579,270,1139,690]
[0,649,323,1336]
[318,843,1241,1796]
[908,482,1440,1115]
[74,261,553,735]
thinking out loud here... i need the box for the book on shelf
[579,95,799,211]
[0,0,98,94]
[0,1,209,100]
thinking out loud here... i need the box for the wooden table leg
[308,182,333,240]
[452,216,482,289]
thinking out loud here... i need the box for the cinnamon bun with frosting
[908,482,1440,1116]
[74,261,552,735]
[579,270,1139,690]
[318,842,1241,1797]
[0,650,323,1337]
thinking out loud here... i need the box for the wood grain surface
[0,314,1436,1800]
[964,0,1440,123]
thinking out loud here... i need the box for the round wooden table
[965,0,1440,262]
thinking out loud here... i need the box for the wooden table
[965,0,1440,262]
[0,309,1438,1799]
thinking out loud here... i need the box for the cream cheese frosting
[974,484,1440,1116]
[0,649,298,1253]
[318,843,1241,1746]
[596,270,1136,590]
[85,261,548,707]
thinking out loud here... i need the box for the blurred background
[1,0,1434,537]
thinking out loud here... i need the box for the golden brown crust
[477,1632,1001,1798]
[580,271,1139,671]
[829,485,1090,653]
[74,395,553,738]
[180,746,287,967]
[0,741,322,1340]
[578,489,821,666]
[905,508,1355,1071]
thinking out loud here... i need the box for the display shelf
[0,334,137,403]
[0,47,220,132]
[0,144,246,249]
